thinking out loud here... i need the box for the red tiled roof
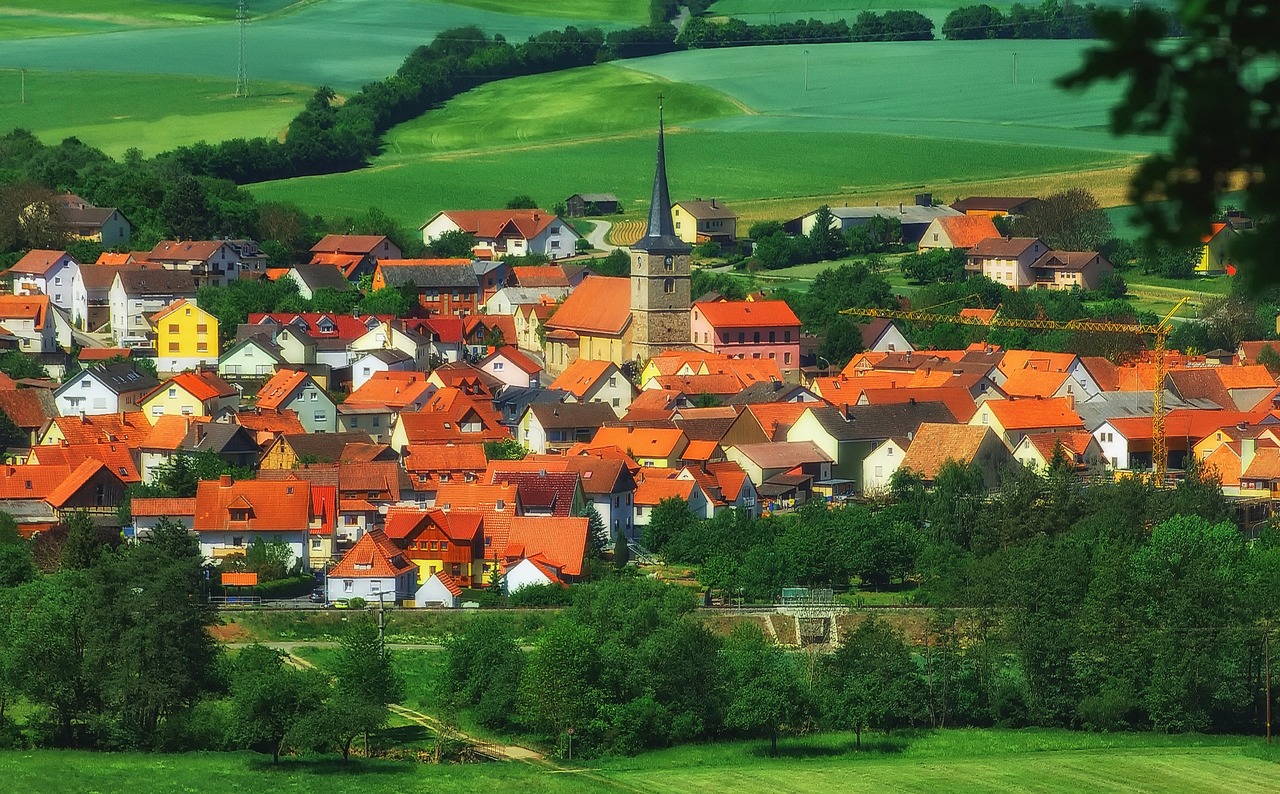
[483,346,541,375]
[233,409,305,435]
[255,369,310,411]
[194,478,311,531]
[0,295,49,329]
[511,266,570,288]
[130,497,197,517]
[590,425,687,459]
[11,249,70,276]
[28,442,140,483]
[403,442,488,475]
[0,462,84,500]
[984,397,1083,431]
[504,516,587,577]
[934,215,1001,249]
[634,477,695,505]
[856,387,976,422]
[681,439,719,462]
[999,369,1071,399]
[549,359,617,398]
[959,308,997,323]
[0,389,52,429]
[692,300,800,329]
[543,277,630,336]
[431,570,465,597]
[345,371,434,410]
[435,210,558,241]
[1218,364,1276,391]
[901,424,995,480]
[486,466,580,517]
[48,411,150,445]
[329,529,416,579]
[79,347,132,361]
[147,240,229,263]
[47,460,111,509]
[162,370,237,402]
[311,234,391,255]
[246,312,392,340]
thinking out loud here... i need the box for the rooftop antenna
[235,0,249,98]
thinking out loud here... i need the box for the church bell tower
[630,96,692,363]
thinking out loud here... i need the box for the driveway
[583,219,618,251]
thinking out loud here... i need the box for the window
[232,536,243,547]
[196,324,207,333]
[769,331,775,343]
[196,342,208,353]
[550,240,561,249]
[309,391,318,401]
[185,307,192,316]
[168,342,180,352]
[784,352,792,365]
[168,323,179,333]
[152,407,163,416]
[344,515,357,525]
[370,580,381,593]
[343,579,353,593]
[753,332,760,344]
[875,465,883,477]
[493,362,504,370]
[349,417,359,427]
[311,538,321,549]
[168,387,177,398]
[664,278,675,294]
[81,379,90,389]
[738,332,745,344]
[314,412,327,423]
[429,541,438,551]
[371,416,379,427]
[181,406,193,416]
[440,541,448,551]
[54,276,61,285]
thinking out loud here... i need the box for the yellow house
[1198,222,1237,274]
[140,370,239,424]
[150,299,219,374]
[540,277,631,377]
[671,199,737,245]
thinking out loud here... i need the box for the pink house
[690,300,801,372]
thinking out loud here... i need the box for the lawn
[223,607,558,644]
[0,730,1274,793]
[292,645,447,714]
[0,0,634,90]
[382,64,742,157]
[1,69,309,156]
[251,127,1129,227]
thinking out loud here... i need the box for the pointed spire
[633,93,690,253]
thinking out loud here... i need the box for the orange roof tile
[1201,222,1230,244]
[431,570,465,597]
[95,252,133,265]
[959,308,998,323]
[652,373,745,396]
[634,477,695,505]
[0,462,82,500]
[984,397,1083,431]
[48,411,151,445]
[549,359,618,399]
[255,369,310,411]
[504,515,587,577]
[998,351,1078,375]
[999,369,1071,399]
[1201,443,1242,487]
[47,460,111,508]
[857,387,977,422]
[511,266,570,288]
[901,424,996,480]
[130,497,197,517]
[403,442,488,475]
[311,234,391,255]
[1218,364,1276,390]
[692,299,800,329]
[934,215,1001,249]
[543,277,630,336]
[742,403,811,441]
[194,478,311,531]
[345,371,434,410]
[161,370,237,402]
[1243,447,1280,481]
[78,347,132,361]
[11,249,71,276]
[0,389,52,429]
[590,425,688,459]
[435,210,559,242]
[233,409,305,435]
[329,529,417,579]
[0,295,49,329]
[483,345,541,375]
[28,442,140,483]
[680,439,719,462]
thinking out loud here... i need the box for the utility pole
[235,0,249,98]
[1267,620,1273,744]
[1012,52,1018,85]
[378,590,386,651]
[19,69,25,104]
[804,50,810,91]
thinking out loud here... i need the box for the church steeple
[633,95,690,253]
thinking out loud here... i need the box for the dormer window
[230,508,250,522]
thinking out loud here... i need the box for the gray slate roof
[80,362,159,395]
[289,264,353,292]
[808,402,958,442]
[181,423,261,455]
[115,267,197,295]
[378,264,477,289]
[528,401,618,430]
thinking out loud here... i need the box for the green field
[0,730,1274,792]
[0,0,302,39]
[1,69,309,156]
[707,0,1177,25]
[444,0,648,24]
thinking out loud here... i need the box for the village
[0,117,1267,609]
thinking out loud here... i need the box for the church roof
[632,103,691,254]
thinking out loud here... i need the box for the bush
[694,240,722,258]
[507,583,573,607]
[347,597,368,610]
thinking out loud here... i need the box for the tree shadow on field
[246,756,413,775]
[747,735,910,759]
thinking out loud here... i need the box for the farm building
[788,199,961,244]
[565,193,620,216]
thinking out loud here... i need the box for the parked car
[308,589,325,603]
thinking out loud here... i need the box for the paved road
[584,219,618,251]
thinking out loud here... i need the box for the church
[541,105,693,376]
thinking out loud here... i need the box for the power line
[235,0,249,98]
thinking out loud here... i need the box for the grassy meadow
[0,730,1275,793]
[443,0,649,24]
[1,69,309,156]
[706,0,1178,25]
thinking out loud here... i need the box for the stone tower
[630,99,692,363]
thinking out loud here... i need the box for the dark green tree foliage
[721,624,810,755]
[229,644,327,763]
[1011,188,1113,251]
[0,350,49,380]
[313,617,402,762]
[642,497,697,553]
[359,285,416,318]
[506,195,538,209]
[60,510,108,571]
[582,503,607,560]
[484,438,528,461]
[806,206,848,262]
[845,215,904,254]
[943,1,1103,40]
[427,229,479,258]
[691,268,749,301]
[590,248,631,278]
[822,616,925,747]
[1061,1,1275,290]
[900,247,967,284]
[443,615,526,730]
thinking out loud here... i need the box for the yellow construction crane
[841,297,1190,483]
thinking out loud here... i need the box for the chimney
[195,423,204,443]
[1066,393,1074,409]
[219,474,233,487]
[711,198,718,209]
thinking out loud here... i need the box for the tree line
[0,517,399,759]
[941,1,1183,41]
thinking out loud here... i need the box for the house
[539,276,632,376]
[176,422,261,473]
[479,346,542,389]
[897,423,1011,488]
[309,234,402,280]
[485,286,572,317]
[503,515,589,581]
[420,209,581,260]
[27,440,140,486]
[403,442,487,502]
[562,455,638,540]
[348,320,432,372]
[565,193,620,217]
[786,401,958,488]
[493,385,570,431]
[633,476,709,528]
[472,260,509,304]
[409,315,467,364]
[677,461,758,519]
[548,359,635,415]
[326,529,418,603]
[790,199,961,244]
[720,403,811,448]
[108,267,197,348]
[916,215,1001,253]
[855,318,913,354]
[486,463,586,518]
[416,571,463,608]
[862,438,909,495]
[950,196,1041,218]
[723,440,835,508]
[76,263,137,332]
[966,237,1050,286]
[671,199,737,245]
[54,362,159,416]
[192,475,311,567]
[519,402,623,454]
[1026,250,1114,291]
[372,261,480,316]
[504,557,566,594]
[219,336,284,387]
[52,192,131,246]
[388,389,509,451]
[255,369,336,433]
[259,431,374,470]
[0,295,56,354]
[128,497,197,541]
[143,240,246,287]
[9,249,79,313]
[1012,431,1105,472]
[464,314,518,358]
[1199,222,1238,275]
[591,425,689,468]
[282,264,355,300]
[0,389,56,446]
[510,266,570,289]
[350,349,416,392]
[997,350,1101,400]
[0,460,128,534]
[514,301,557,353]
[690,300,801,372]
[148,299,219,373]
[38,410,151,447]
[140,370,239,423]
[970,396,1084,447]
